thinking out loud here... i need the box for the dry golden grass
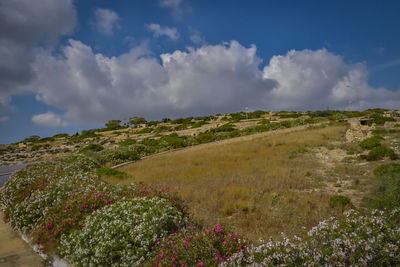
[105,125,348,241]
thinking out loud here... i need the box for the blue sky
[0,0,399,144]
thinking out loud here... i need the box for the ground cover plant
[364,163,400,209]
[223,209,400,266]
[358,136,383,150]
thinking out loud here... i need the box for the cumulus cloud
[262,49,400,110]
[0,0,77,116]
[93,8,120,36]
[11,40,400,125]
[32,111,67,127]
[147,24,179,40]
[24,40,276,123]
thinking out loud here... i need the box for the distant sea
[0,164,29,187]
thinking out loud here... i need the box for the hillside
[1,108,400,266]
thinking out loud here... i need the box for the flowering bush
[0,156,100,234]
[148,224,246,266]
[59,197,187,266]
[223,209,400,266]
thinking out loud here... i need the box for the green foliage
[258,119,270,125]
[368,113,395,125]
[69,129,99,141]
[367,163,400,209]
[118,139,137,146]
[96,167,128,179]
[212,123,235,133]
[329,195,352,209]
[191,120,208,128]
[308,110,335,118]
[140,138,161,147]
[196,132,216,144]
[358,136,383,150]
[230,112,247,122]
[129,117,147,126]
[278,113,301,119]
[136,127,153,134]
[23,135,41,143]
[80,143,104,153]
[248,110,266,119]
[147,120,159,126]
[105,119,121,130]
[365,145,398,161]
[161,133,186,149]
[153,125,171,133]
[53,133,69,138]
[39,137,55,142]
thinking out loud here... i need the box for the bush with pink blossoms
[148,224,246,266]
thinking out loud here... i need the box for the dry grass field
[105,125,349,242]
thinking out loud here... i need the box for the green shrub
[358,136,383,150]
[278,113,301,119]
[78,130,98,139]
[140,138,161,147]
[248,110,265,119]
[368,113,395,125]
[147,121,159,126]
[196,132,216,144]
[365,145,397,161]
[119,139,137,146]
[258,119,270,125]
[153,125,171,133]
[329,195,352,209]
[97,167,128,179]
[212,123,235,133]
[80,143,104,153]
[367,163,400,209]
[191,120,208,128]
[136,127,153,134]
[161,134,186,149]
[230,112,247,122]
[59,197,186,266]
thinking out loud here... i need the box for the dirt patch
[0,212,42,267]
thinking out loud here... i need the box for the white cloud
[32,111,67,127]
[93,8,120,35]
[158,0,184,19]
[12,40,400,125]
[0,116,9,122]
[25,40,276,123]
[262,49,400,110]
[147,24,179,40]
[189,29,206,45]
[0,0,77,116]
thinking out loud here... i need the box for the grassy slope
[105,125,348,242]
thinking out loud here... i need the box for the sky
[0,0,400,144]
